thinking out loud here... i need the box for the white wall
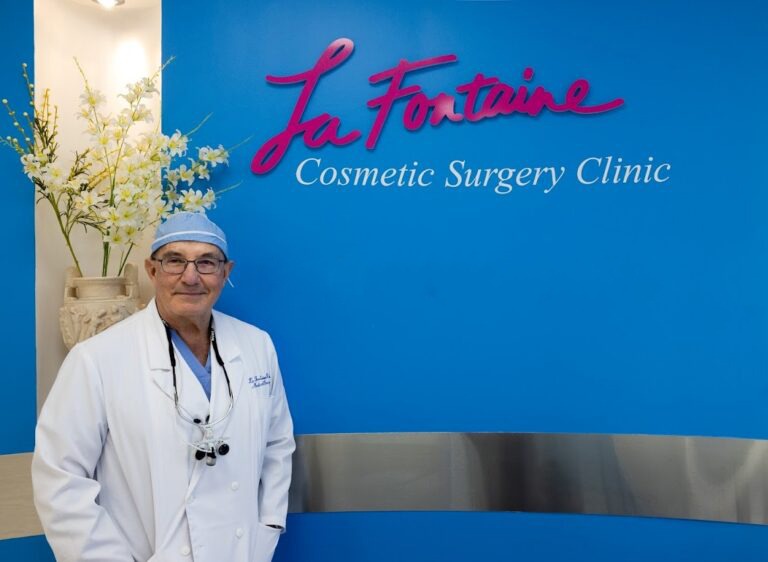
[34,0,161,409]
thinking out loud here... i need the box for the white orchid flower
[156,152,172,168]
[211,145,229,166]
[165,169,180,188]
[202,188,216,209]
[123,224,140,243]
[116,203,138,227]
[167,131,188,157]
[114,183,137,204]
[41,164,66,191]
[111,127,127,142]
[141,77,158,94]
[120,91,138,104]
[104,228,126,246]
[117,110,133,128]
[154,134,170,151]
[100,207,121,228]
[179,188,205,212]
[133,189,150,205]
[178,164,195,186]
[132,104,152,123]
[195,162,210,181]
[75,191,101,211]
[20,154,41,179]
[80,89,106,108]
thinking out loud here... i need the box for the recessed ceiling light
[92,0,126,9]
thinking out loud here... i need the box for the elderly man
[32,212,295,562]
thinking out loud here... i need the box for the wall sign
[251,38,669,195]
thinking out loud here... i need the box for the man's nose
[180,261,201,282]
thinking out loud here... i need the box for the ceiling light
[92,0,126,9]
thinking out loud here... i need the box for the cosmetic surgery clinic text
[294,155,671,195]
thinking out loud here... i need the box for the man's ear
[145,257,158,282]
[223,260,235,281]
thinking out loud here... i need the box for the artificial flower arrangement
[1,59,233,277]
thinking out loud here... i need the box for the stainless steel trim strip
[289,432,768,525]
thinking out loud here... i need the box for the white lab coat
[32,300,295,562]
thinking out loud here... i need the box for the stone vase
[59,263,141,349]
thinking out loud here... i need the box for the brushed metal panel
[289,433,768,525]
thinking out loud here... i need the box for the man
[32,212,295,562]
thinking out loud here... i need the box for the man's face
[145,241,234,323]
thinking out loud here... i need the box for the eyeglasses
[153,256,226,275]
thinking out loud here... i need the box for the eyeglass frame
[151,254,228,275]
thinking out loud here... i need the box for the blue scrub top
[170,330,212,400]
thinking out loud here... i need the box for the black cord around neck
[161,315,233,406]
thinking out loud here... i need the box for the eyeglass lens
[160,257,222,274]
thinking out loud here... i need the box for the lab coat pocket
[251,523,281,562]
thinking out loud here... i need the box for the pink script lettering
[250,38,361,175]
[252,38,624,174]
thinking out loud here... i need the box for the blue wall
[164,0,768,439]
[0,1,37,455]
[163,0,768,560]
[0,1,48,560]
[0,536,55,562]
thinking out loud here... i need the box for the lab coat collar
[145,299,245,406]
[146,298,172,372]
[210,309,242,363]
[145,299,243,370]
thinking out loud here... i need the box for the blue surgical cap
[151,212,229,258]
